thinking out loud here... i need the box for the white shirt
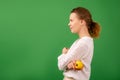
[58,36,94,80]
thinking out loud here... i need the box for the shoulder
[79,37,93,44]
[77,37,93,48]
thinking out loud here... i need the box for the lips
[70,27,73,29]
[70,26,72,29]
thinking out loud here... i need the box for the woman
[58,7,100,80]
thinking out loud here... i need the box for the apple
[75,60,84,70]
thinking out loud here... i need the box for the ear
[80,20,86,25]
[79,20,85,26]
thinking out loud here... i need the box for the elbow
[57,55,67,71]
[58,58,65,70]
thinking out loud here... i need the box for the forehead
[69,13,78,19]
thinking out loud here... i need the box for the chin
[71,30,77,34]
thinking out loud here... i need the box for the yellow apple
[75,60,84,70]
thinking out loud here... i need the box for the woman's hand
[67,60,76,70]
[62,47,69,54]
[67,60,84,70]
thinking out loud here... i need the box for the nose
[68,22,70,26]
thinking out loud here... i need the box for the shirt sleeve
[57,42,89,71]
[57,54,67,71]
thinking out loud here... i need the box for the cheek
[72,21,80,32]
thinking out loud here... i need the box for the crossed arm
[62,47,76,70]
[58,45,88,71]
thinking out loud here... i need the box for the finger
[70,62,74,69]
[72,63,75,70]
[67,63,72,69]
[67,64,70,69]
[72,61,76,70]
[72,60,75,66]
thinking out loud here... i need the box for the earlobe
[79,20,83,25]
[80,20,85,25]
[81,20,84,24]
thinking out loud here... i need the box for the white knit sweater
[58,36,94,80]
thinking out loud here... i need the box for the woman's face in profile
[68,13,82,34]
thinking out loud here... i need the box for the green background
[0,0,120,80]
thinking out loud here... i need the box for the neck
[78,26,91,38]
